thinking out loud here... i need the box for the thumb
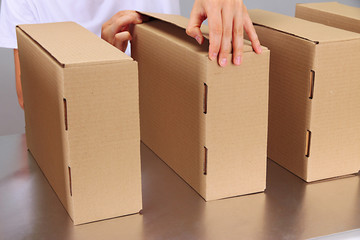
[186,7,206,45]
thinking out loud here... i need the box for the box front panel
[132,21,208,198]
[64,61,142,224]
[308,40,360,181]
[205,51,270,200]
[252,26,317,181]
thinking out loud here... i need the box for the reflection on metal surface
[0,134,359,240]
[310,229,360,240]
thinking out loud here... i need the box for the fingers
[186,4,205,45]
[114,31,132,52]
[232,4,244,66]
[218,4,234,67]
[190,0,261,67]
[111,12,143,36]
[243,8,262,54]
[207,8,222,61]
[101,11,144,52]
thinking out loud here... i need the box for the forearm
[14,49,24,109]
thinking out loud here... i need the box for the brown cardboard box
[132,13,270,201]
[295,2,360,34]
[248,9,360,182]
[16,22,142,225]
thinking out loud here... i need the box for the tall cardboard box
[132,13,270,201]
[247,9,360,182]
[296,2,360,34]
[16,22,142,225]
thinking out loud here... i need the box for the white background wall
[180,0,360,17]
[0,0,359,136]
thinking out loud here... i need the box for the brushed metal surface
[0,134,359,240]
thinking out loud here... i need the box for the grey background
[0,0,359,136]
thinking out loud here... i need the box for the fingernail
[195,36,201,44]
[220,58,227,67]
[210,53,217,61]
[234,56,241,65]
[258,45,262,54]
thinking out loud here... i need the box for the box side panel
[132,21,207,198]
[295,4,360,34]
[250,26,317,181]
[16,28,74,217]
[307,40,360,181]
[205,50,270,201]
[302,2,360,20]
[64,61,142,225]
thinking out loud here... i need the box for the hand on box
[101,10,147,52]
[186,0,262,67]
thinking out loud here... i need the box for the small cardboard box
[16,22,142,225]
[296,2,360,34]
[132,13,270,201]
[248,9,360,182]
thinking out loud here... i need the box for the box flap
[17,22,131,67]
[297,2,360,21]
[140,12,192,32]
[249,9,360,44]
[140,12,255,53]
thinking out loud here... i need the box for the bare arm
[14,49,24,109]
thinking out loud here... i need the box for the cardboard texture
[295,2,360,34]
[247,9,360,182]
[16,22,142,225]
[132,13,270,201]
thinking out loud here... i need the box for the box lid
[297,2,360,21]
[140,12,255,53]
[17,22,131,67]
[249,9,360,44]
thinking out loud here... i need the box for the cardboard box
[16,22,142,225]
[131,13,270,201]
[247,9,360,182]
[295,2,360,34]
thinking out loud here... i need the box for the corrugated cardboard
[16,22,142,225]
[295,2,360,34]
[247,9,360,182]
[132,13,270,201]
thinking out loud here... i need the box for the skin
[186,0,262,66]
[14,49,23,109]
[101,10,148,52]
[15,1,262,109]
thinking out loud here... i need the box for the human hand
[101,10,147,52]
[186,0,262,67]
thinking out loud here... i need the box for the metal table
[1,134,359,240]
